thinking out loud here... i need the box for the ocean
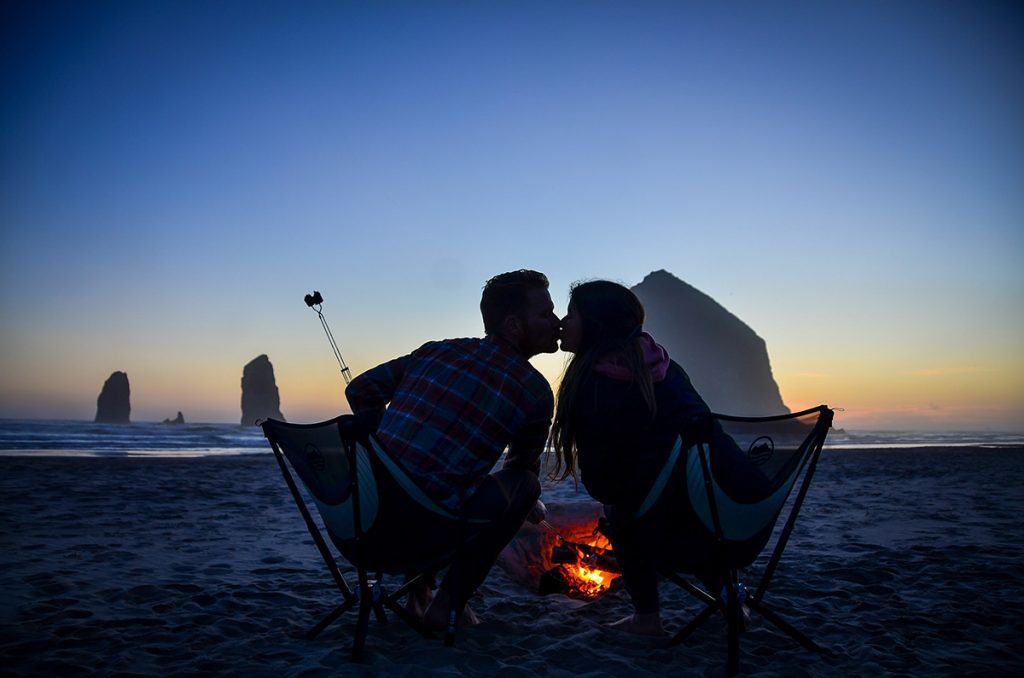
[0,418,1021,457]
[0,419,267,457]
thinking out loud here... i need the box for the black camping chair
[261,415,486,661]
[634,405,834,675]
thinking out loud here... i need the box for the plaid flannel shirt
[345,337,554,512]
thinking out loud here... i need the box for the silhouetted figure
[345,269,560,629]
[550,280,766,637]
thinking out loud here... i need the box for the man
[344,269,560,628]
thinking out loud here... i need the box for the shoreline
[1,444,1023,459]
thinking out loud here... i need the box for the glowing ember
[565,561,614,598]
[548,531,617,599]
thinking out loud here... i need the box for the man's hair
[480,269,550,335]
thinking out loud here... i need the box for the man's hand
[684,413,715,445]
[525,499,548,524]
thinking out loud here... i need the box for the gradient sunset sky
[1,1,1021,431]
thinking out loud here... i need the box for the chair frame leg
[443,608,460,647]
[668,603,718,646]
[747,598,826,654]
[353,581,373,662]
[725,575,741,676]
[371,576,389,625]
[307,599,356,640]
[272,442,364,645]
[662,570,717,606]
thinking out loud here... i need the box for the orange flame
[558,532,615,599]
[565,562,614,598]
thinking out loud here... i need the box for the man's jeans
[438,468,541,608]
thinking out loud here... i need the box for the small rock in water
[162,411,185,425]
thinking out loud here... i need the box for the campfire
[538,524,620,599]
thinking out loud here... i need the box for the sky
[1,0,1021,431]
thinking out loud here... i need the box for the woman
[550,280,760,636]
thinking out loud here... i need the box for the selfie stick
[304,291,352,385]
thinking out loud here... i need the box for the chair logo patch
[748,437,774,465]
[305,443,326,472]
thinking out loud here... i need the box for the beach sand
[2,447,1024,676]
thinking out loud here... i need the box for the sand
[2,447,1024,676]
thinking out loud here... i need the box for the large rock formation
[95,371,131,423]
[240,354,284,425]
[632,270,789,416]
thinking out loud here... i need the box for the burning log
[538,565,575,596]
[551,541,620,573]
[540,533,621,600]
[550,541,582,564]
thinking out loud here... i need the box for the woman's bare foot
[422,588,482,630]
[604,612,666,637]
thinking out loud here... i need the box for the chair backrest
[690,407,832,542]
[262,416,377,539]
[637,406,833,568]
[262,415,481,574]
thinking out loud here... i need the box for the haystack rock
[632,270,789,416]
[240,354,284,425]
[95,371,131,423]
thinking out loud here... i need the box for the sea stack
[632,270,789,416]
[95,371,131,423]
[240,354,284,425]
[163,411,185,424]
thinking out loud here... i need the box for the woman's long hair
[548,280,656,482]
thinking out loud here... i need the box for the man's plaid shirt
[345,337,554,512]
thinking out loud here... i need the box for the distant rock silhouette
[241,354,284,425]
[95,371,131,423]
[632,270,789,416]
[163,411,185,425]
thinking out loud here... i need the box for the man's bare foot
[405,580,434,619]
[604,612,666,637]
[462,604,481,626]
[422,588,482,630]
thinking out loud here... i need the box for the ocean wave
[0,419,267,455]
[0,419,1021,458]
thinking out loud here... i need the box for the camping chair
[261,415,487,660]
[635,405,834,675]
